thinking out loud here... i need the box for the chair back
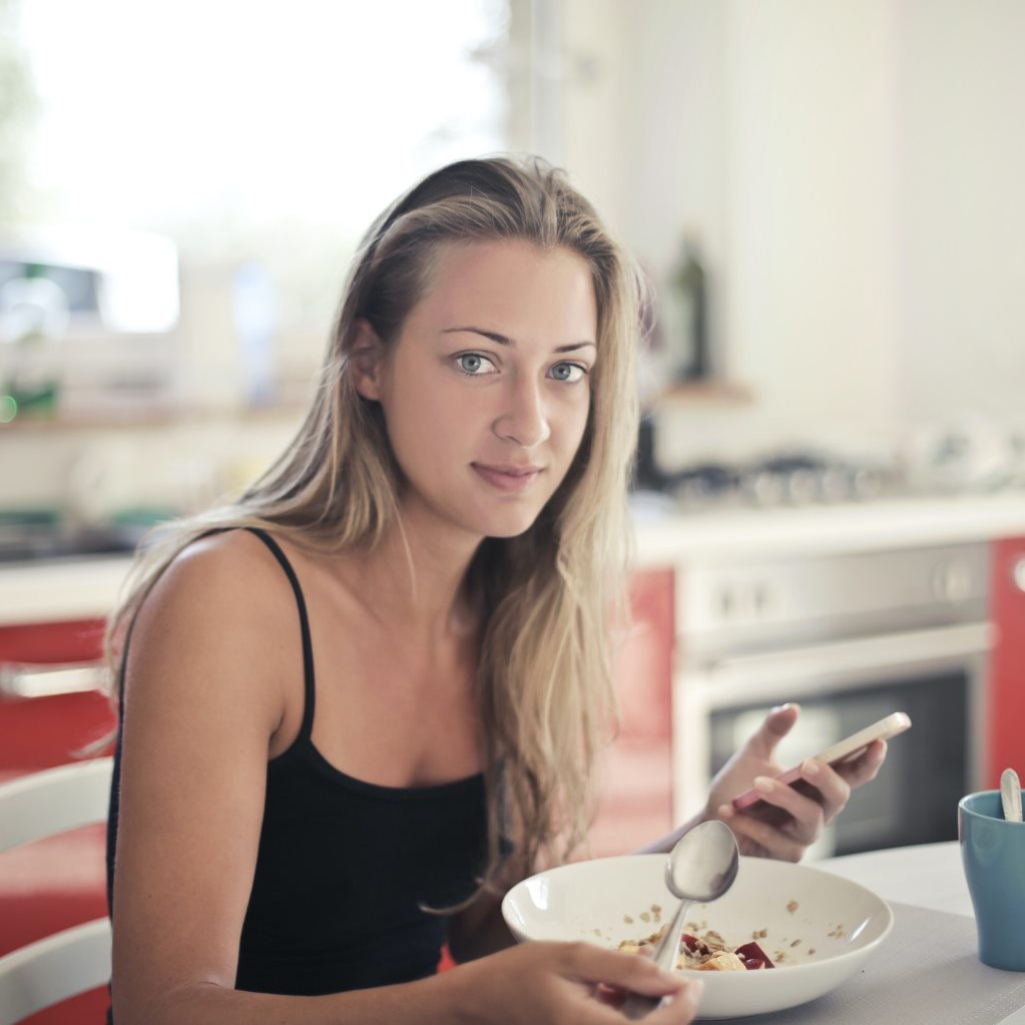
[0,757,114,1024]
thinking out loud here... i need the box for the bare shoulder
[146,526,289,606]
[125,528,300,736]
[135,528,296,635]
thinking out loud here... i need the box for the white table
[714,841,1025,1025]
[818,839,972,917]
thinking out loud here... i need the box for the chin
[483,522,537,540]
[467,503,546,541]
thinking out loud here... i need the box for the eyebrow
[440,326,597,353]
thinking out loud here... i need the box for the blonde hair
[106,155,643,893]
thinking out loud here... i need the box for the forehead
[410,239,598,338]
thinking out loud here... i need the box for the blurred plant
[0,0,39,223]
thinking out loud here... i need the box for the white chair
[0,757,114,1024]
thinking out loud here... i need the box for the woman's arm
[111,530,302,1022]
[111,532,699,1025]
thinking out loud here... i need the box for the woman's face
[356,239,597,544]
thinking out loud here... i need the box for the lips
[471,462,544,493]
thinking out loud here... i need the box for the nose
[493,373,551,448]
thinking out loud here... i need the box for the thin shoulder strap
[244,526,316,742]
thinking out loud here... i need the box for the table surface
[817,839,972,918]
[712,841,1025,1025]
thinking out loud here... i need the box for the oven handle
[0,662,108,699]
[692,621,995,695]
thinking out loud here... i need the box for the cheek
[560,392,592,454]
[384,375,477,461]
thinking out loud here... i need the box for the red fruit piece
[733,941,775,969]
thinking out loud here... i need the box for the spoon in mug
[1000,768,1023,823]
[620,820,740,1021]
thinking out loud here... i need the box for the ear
[350,318,385,401]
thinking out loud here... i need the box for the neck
[339,508,481,642]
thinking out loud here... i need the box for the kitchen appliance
[0,509,144,564]
[633,416,1025,513]
[656,452,898,509]
[672,542,992,858]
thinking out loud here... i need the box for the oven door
[672,622,993,858]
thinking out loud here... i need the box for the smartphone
[731,711,912,811]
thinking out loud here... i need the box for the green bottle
[670,234,709,382]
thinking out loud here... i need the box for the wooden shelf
[0,401,307,432]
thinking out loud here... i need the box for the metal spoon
[1001,768,1023,823]
[620,820,741,1020]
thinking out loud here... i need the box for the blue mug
[958,790,1025,972]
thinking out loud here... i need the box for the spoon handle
[1001,768,1023,822]
[620,900,692,1021]
[652,898,692,974]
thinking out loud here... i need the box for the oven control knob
[932,560,972,603]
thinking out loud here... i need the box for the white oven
[671,543,993,858]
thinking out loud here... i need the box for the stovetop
[0,514,144,564]
[633,416,1025,513]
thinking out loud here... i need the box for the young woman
[105,156,886,1024]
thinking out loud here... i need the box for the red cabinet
[0,619,115,1025]
[989,538,1025,786]
[0,619,115,782]
[590,568,676,858]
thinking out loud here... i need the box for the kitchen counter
[0,554,134,626]
[632,491,1025,566]
[3,493,1025,624]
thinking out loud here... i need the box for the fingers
[590,976,703,1025]
[712,726,891,863]
[836,739,888,789]
[717,802,804,861]
[793,760,850,827]
[717,739,891,859]
[794,739,888,825]
[645,978,704,1024]
[735,761,842,843]
[745,703,800,759]
[559,944,703,1024]
[561,943,685,999]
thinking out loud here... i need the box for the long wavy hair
[105,155,643,895]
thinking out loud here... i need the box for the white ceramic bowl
[502,854,894,1019]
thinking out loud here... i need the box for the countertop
[0,554,134,626]
[631,490,1025,566]
[2,492,1025,625]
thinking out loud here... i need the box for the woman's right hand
[454,940,703,1024]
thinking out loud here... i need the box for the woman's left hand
[705,703,887,861]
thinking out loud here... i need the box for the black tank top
[106,527,489,1006]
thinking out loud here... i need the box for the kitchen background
[2,0,1025,515]
[1,0,1024,858]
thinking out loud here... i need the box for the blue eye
[456,353,497,375]
[550,362,587,383]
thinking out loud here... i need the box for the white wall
[560,0,1025,469]
[720,0,901,452]
[895,0,1025,430]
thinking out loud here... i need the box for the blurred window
[12,0,509,332]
